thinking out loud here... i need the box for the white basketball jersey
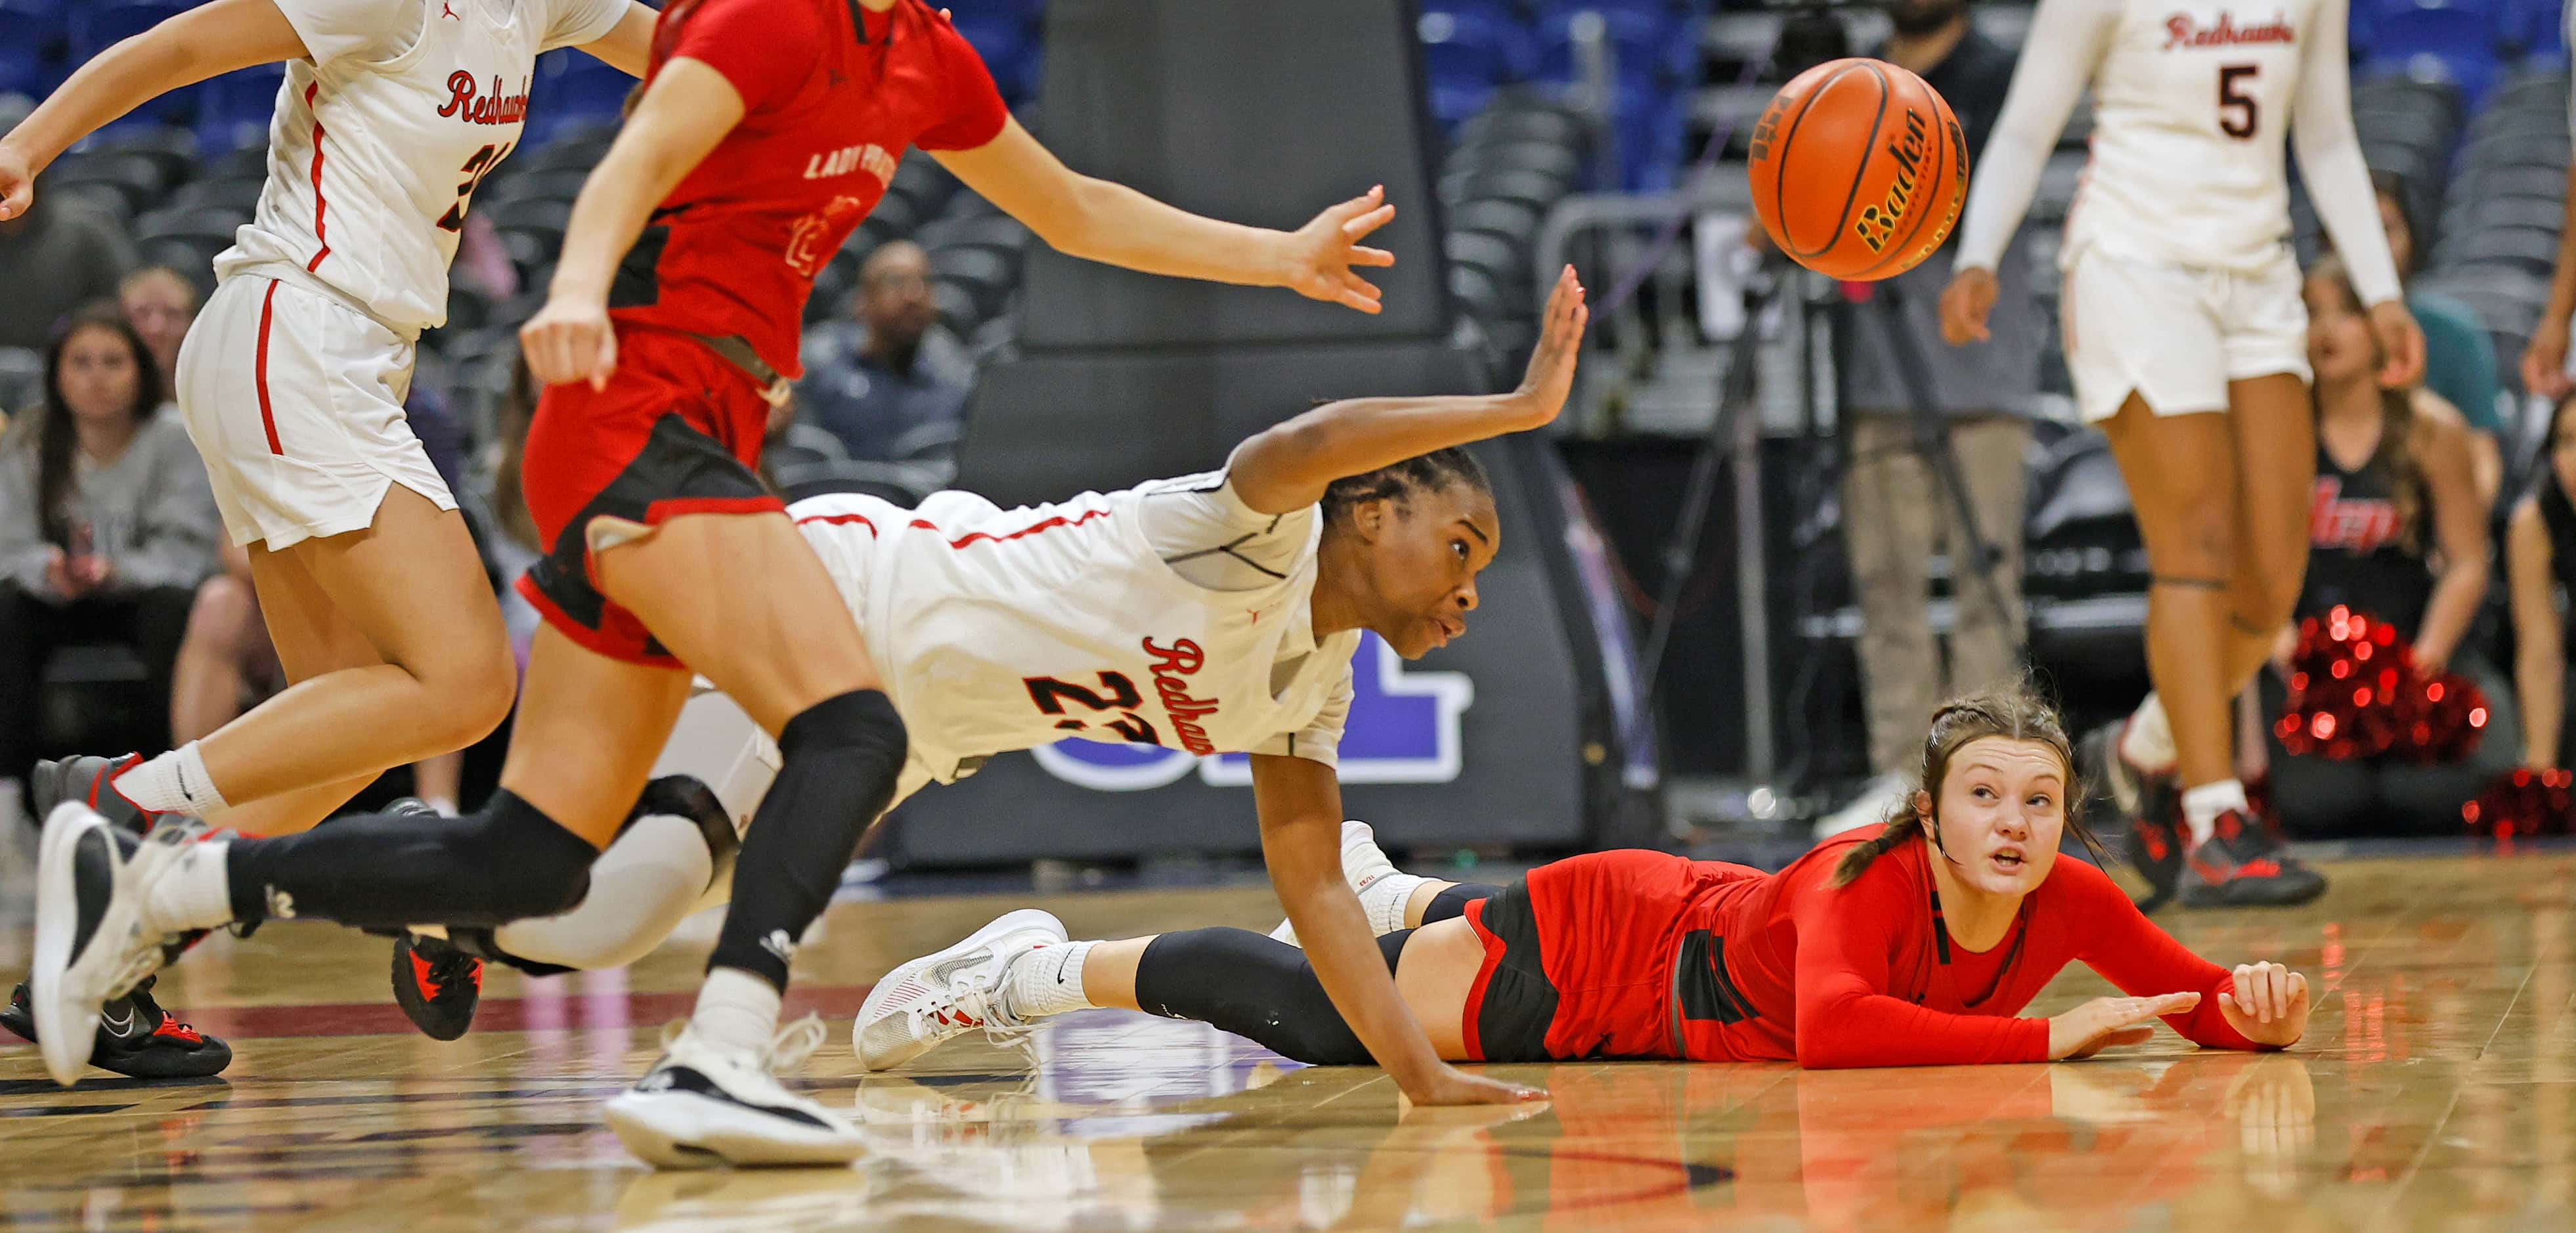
[791,481,1361,785]
[2068,0,2325,270]
[215,0,624,335]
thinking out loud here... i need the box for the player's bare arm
[1230,267,1586,515]
[0,0,309,219]
[1250,754,1539,1107]
[574,1,661,78]
[520,58,746,389]
[930,118,1399,313]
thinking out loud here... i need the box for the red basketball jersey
[608,0,1007,376]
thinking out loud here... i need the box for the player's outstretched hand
[1938,266,1997,345]
[1506,266,1588,431]
[2523,328,2572,402]
[520,298,619,391]
[0,142,35,223]
[1282,185,1397,313]
[2047,991,2199,1060]
[1403,1062,1547,1107]
[2369,299,2426,390]
[2217,961,2310,1049]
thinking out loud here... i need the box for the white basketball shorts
[2059,244,2312,424]
[175,273,456,549]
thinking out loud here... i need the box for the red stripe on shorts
[253,281,285,455]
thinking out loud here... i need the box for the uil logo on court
[1032,633,1474,791]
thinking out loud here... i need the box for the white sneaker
[853,908,1065,1071]
[603,1015,864,1168]
[30,803,186,1087]
[1814,773,1909,842]
[1271,820,1401,947]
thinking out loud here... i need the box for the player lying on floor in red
[856,687,2313,1070]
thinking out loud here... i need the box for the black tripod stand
[1841,277,2022,645]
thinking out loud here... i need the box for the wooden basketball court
[5,849,2571,1230]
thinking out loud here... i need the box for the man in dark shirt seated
[796,241,976,464]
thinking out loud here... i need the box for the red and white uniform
[518,0,1008,667]
[1950,0,2400,422]
[177,0,625,547]
[651,473,1361,835]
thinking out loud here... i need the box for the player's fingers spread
[1348,245,1397,268]
[1342,204,1396,239]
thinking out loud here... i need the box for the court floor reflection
[3,851,2573,1230]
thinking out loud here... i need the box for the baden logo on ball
[1747,56,1971,282]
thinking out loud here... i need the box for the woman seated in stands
[0,305,219,812]
[2506,392,2576,770]
[2254,255,2518,837]
[855,686,2311,1071]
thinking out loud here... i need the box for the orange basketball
[1747,58,1969,282]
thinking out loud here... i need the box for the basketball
[1748,57,1969,282]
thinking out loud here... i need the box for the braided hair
[1830,685,2106,887]
[1319,447,1491,525]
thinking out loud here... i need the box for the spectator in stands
[758,393,852,492]
[797,241,974,463]
[470,355,548,672]
[165,539,465,814]
[2523,66,2576,400]
[2371,171,2502,506]
[0,199,136,351]
[1819,0,2039,833]
[2256,256,2514,837]
[169,543,282,746]
[0,306,219,810]
[118,265,199,399]
[2505,393,2576,769]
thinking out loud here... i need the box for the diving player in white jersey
[0,0,655,1076]
[1937,0,2423,908]
[337,269,1587,1098]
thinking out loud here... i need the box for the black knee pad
[471,790,599,919]
[781,688,908,776]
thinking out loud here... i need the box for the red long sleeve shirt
[1689,833,2258,1067]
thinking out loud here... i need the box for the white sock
[691,966,782,1056]
[2179,779,2248,849]
[493,812,713,970]
[2118,695,2177,774]
[1358,872,1427,937]
[144,838,237,933]
[421,796,459,817]
[114,743,232,819]
[1001,939,1098,1020]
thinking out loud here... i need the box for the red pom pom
[2466,768,2576,838]
[2274,610,2485,764]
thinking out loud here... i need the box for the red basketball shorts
[515,327,784,668]
[1462,849,1768,1062]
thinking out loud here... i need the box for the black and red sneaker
[2181,809,2328,908]
[391,932,484,1041]
[2,976,231,1079]
[2082,722,2184,909]
[31,752,171,834]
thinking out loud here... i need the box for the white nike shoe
[853,908,1065,1071]
[603,1015,865,1169]
[1270,820,1404,948]
[30,803,188,1087]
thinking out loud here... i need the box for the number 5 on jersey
[437,142,514,232]
[2217,65,2258,140]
